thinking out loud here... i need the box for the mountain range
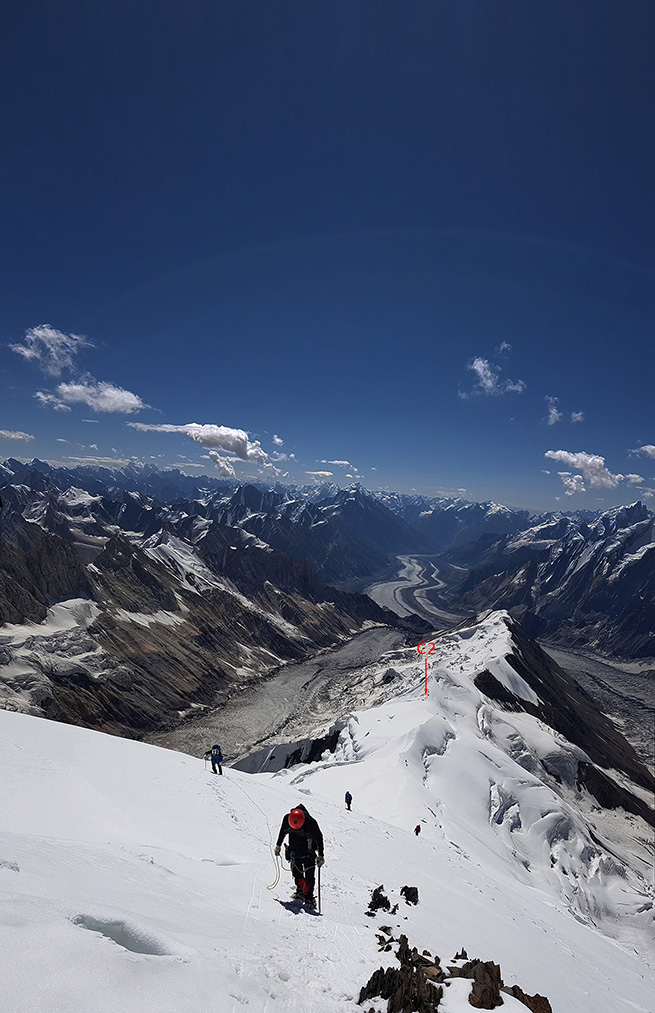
[1,458,653,742]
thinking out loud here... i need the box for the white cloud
[56,438,69,443]
[558,472,586,496]
[306,470,333,478]
[10,324,92,376]
[625,474,644,485]
[55,380,147,414]
[630,444,655,459]
[459,356,526,398]
[63,455,138,468]
[545,450,624,491]
[34,391,72,412]
[129,422,267,463]
[570,411,585,424]
[0,429,34,441]
[321,459,351,467]
[272,434,284,446]
[272,452,287,462]
[495,341,512,355]
[207,452,236,478]
[545,397,563,426]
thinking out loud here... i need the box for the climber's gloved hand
[274,846,281,857]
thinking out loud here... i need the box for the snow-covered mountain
[1,610,653,1011]
[449,503,655,657]
[407,498,534,551]
[1,466,428,735]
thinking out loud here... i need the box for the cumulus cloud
[625,473,644,485]
[129,422,268,463]
[320,459,350,467]
[558,472,586,496]
[207,451,236,478]
[545,397,563,426]
[272,434,284,446]
[459,356,526,398]
[570,411,585,423]
[0,429,34,441]
[306,470,333,478]
[630,444,655,459]
[53,380,147,414]
[10,324,92,376]
[545,450,625,493]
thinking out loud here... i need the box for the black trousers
[211,761,223,774]
[290,853,316,896]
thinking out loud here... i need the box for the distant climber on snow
[275,804,324,909]
[345,791,352,811]
[414,824,421,836]
[204,743,223,775]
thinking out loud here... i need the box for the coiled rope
[226,773,289,890]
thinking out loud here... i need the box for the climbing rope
[226,773,289,889]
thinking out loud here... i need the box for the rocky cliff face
[0,509,94,625]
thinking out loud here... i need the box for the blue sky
[1,2,653,510]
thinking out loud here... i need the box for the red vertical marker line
[425,656,428,694]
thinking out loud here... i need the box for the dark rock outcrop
[453,959,503,1009]
[400,886,419,906]
[502,984,553,1013]
[359,932,552,1013]
[367,886,392,916]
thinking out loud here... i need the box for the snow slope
[1,684,653,1011]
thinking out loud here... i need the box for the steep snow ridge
[431,612,540,705]
[2,708,654,1012]
[274,614,653,958]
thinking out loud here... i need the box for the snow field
[1,704,653,1013]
